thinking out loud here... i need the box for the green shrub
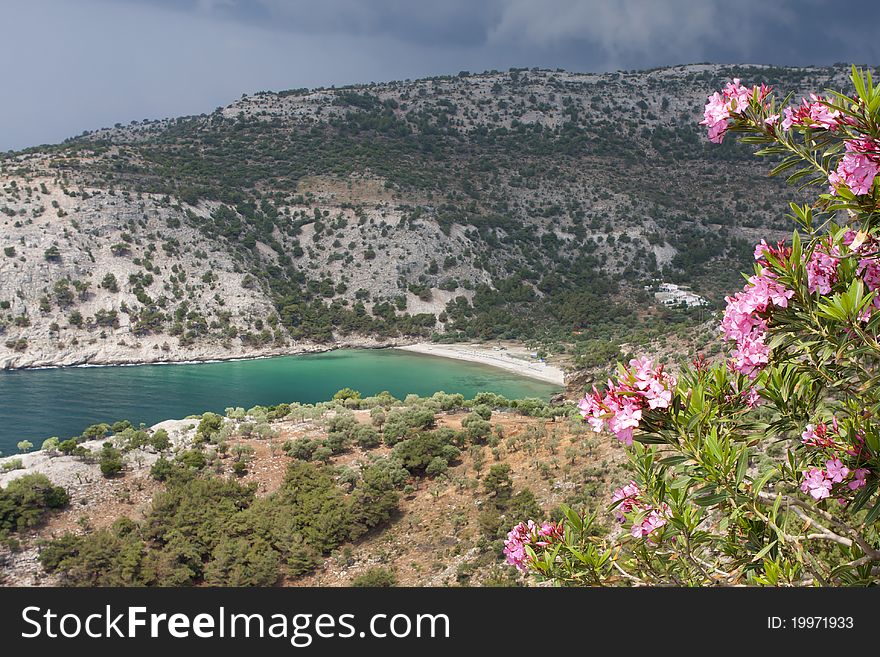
[195,413,223,442]
[150,429,170,451]
[472,392,510,408]
[332,388,361,403]
[1,458,24,472]
[471,404,493,420]
[425,457,448,477]
[383,407,437,445]
[99,443,124,477]
[41,437,60,452]
[461,414,492,444]
[483,464,513,503]
[312,446,333,462]
[355,425,380,448]
[176,449,207,471]
[204,537,279,586]
[266,403,291,421]
[393,431,456,475]
[286,438,318,461]
[57,440,89,457]
[111,420,132,434]
[324,431,350,454]
[430,391,466,410]
[150,457,176,481]
[0,474,69,539]
[348,457,405,538]
[351,567,396,587]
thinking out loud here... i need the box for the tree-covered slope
[1,63,864,366]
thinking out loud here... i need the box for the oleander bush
[505,67,880,586]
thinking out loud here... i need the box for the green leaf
[751,540,778,563]
[863,495,880,526]
[752,468,777,500]
[694,492,728,506]
[735,448,750,486]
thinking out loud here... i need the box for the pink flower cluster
[806,231,880,318]
[578,358,676,445]
[801,422,838,449]
[503,520,564,572]
[829,138,880,196]
[781,94,841,131]
[631,506,671,540]
[610,481,670,540]
[610,480,643,523]
[800,459,868,500]
[844,230,880,320]
[700,79,768,144]
[800,418,871,501]
[721,252,794,378]
[503,520,535,572]
[806,239,840,295]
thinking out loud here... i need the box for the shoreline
[0,339,568,386]
[0,337,402,372]
[395,343,566,386]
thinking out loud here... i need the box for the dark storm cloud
[2,0,878,151]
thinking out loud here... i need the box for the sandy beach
[395,342,566,386]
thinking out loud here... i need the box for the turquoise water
[0,349,560,453]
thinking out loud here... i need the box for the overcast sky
[2,0,878,151]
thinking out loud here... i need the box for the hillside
[0,393,626,587]
[0,63,860,369]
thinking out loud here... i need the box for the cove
[0,348,561,453]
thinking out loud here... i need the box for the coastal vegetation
[0,390,612,586]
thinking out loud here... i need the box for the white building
[649,282,709,308]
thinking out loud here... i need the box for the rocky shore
[0,334,408,371]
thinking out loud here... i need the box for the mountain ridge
[2,62,865,370]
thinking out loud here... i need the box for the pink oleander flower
[747,270,795,309]
[630,357,674,410]
[829,140,880,196]
[730,332,770,379]
[504,520,536,572]
[800,467,833,500]
[630,504,671,540]
[611,481,643,523]
[721,260,794,378]
[764,113,779,126]
[701,92,731,143]
[848,468,869,490]
[859,258,880,291]
[577,358,675,444]
[754,239,772,261]
[806,241,839,295]
[801,422,837,449]
[534,520,564,547]
[781,106,796,131]
[701,79,765,144]
[841,230,880,319]
[825,458,850,483]
[782,94,841,131]
[753,239,792,265]
[744,387,761,408]
[721,297,766,343]
[606,396,641,445]
[577,388,607,433]
[723,78,752,114]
